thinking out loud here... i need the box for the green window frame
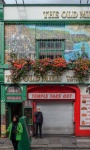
[5,85,26,102]
[5,85,22,102]
[36,39,65,59]
[23,107,33,125]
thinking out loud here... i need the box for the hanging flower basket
[74,57,90,82]
[10,58,34,83]
[9,53,90,83]
[32,58,52,78]
[52,57,67,76]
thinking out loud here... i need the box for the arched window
[6,85,21,93]
[6,85,22,101]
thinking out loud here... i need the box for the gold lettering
[52,11,55,18]
[50,75,54,81]
[48,11,53,18]
[48,75,51,81]
[29,75,33,82]
[80,11,85,18]
[43,11,59,19]
[58,76,62,82]
[55,11,59,18]
[23,76,28,82]
[43,11,49,19]
[45,76,49,81]
[36,76,40,81]
[85,11,90,18]
[72,11,78,18]
[67,11,72,18]
[54,76,58,82]
[67,79,70,82]
[61,11,67,18]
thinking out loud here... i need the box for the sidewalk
[31,135,90,149]
[0,138,14,150]
[1,136,90,150]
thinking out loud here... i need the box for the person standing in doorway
[34,107,43,139]
[6,115,23,150]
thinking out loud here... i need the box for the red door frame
[27,84,90,136]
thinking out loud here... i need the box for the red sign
[28,93,75,99]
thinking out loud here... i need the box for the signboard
[4,6,90,20]
[23,100,32,107]
[80,95,90,126]
[28,93,75,99]
[4,70,90,84]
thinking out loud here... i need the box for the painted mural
[5,24,90,63]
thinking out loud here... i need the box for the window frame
[5,85,22,102]
[36,39,65,59]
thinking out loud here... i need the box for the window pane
[24,108,32,124]
[7,86,21,93]
[55,41,62,49]
[39,41,46,50]
[47,41,54,50]
[39,40,64,59]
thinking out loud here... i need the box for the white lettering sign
[4,70,90,84]
[4,6,90,20]
[28,93,75,99]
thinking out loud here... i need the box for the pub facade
[0,3,90,137]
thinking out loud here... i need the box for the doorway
[6,103,22,127]
[10,103,22,120]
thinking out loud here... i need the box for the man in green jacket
[6,115,23,150]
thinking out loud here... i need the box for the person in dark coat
[34,107,43,139]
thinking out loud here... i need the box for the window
[24,108,33,125]
[37,39,65,59]
[6,86,21,93]
[6,85,22,101]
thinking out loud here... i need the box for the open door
[6,103,22,127]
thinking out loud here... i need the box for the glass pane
[24,108,32,124]
[7,86,21,93]
[39,41,46,50]
[47,41,54,50]
[55,41,62,49]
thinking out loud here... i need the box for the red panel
[33,101,36,122]
[74,86,90,136]
[27,84,90,136]
[27,85,75,101]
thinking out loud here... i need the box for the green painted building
[1,3,90,137]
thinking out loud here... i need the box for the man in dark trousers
[34,107,43,139]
